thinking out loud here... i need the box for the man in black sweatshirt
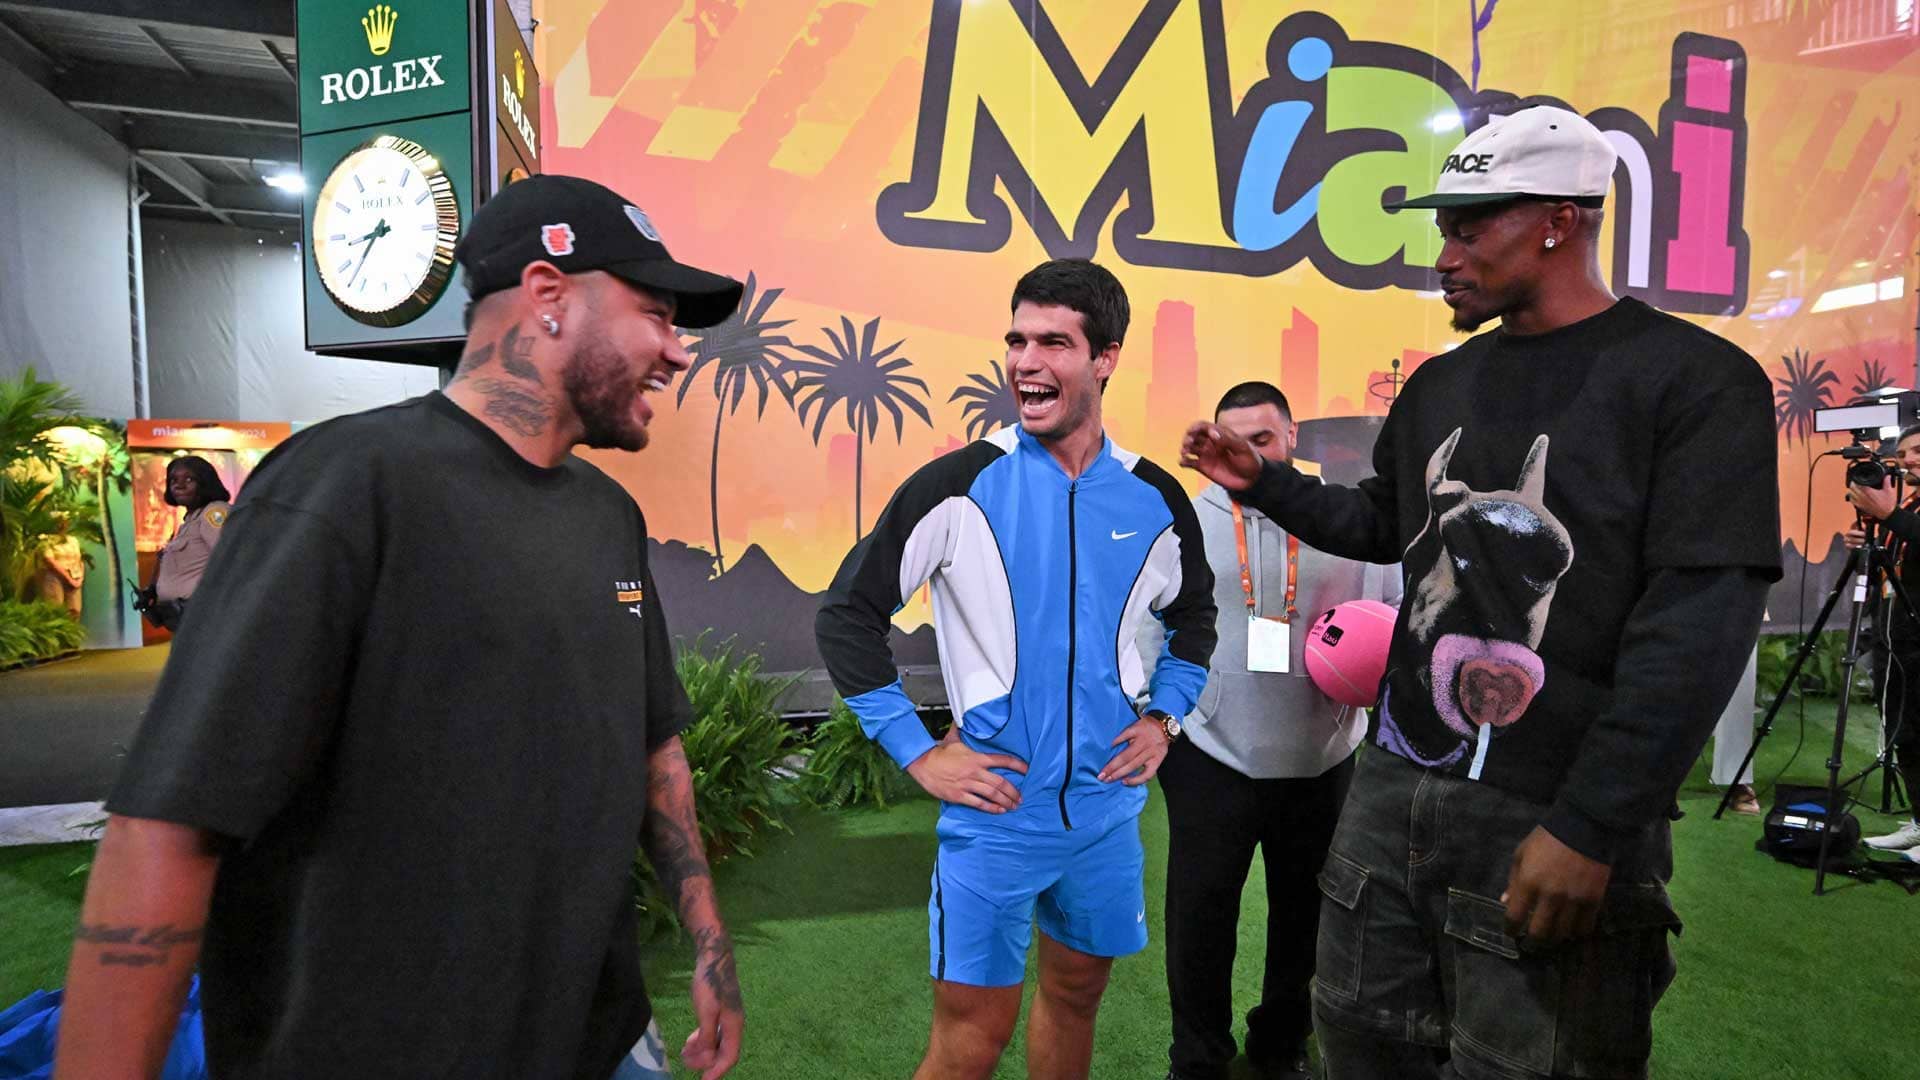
[1845,424,1920,859]
[1181,106,1780,1078]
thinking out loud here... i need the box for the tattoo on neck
[453,342,495,378]
[471,378,554,438]
[500,323,542,385]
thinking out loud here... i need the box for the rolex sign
[299,0,472,136]
[490,0,539,188]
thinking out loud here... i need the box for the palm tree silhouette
[677,272,795,574]
[949,359,1020,442]
[786,316,932,541]
[1774,347,1838,448]
[1851,358,1895,401]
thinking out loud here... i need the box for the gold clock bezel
[312,135,460,328]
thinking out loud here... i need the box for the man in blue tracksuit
[816,259,1216,1079]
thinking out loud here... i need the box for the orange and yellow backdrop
[531,0,1918,654]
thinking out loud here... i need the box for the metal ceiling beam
[262,38,296,84]
[58,64,294,128]
[146,202,299,221]
[0,14,55,85]
[133,151,233,226]
[137,23,194,78]
[124,119,297,168]
[207,182,304,216]
[0,1,293,40]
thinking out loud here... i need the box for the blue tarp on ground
[0,977,205,1079]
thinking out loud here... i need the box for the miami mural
[531,0,1919,683]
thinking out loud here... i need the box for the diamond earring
[1544,237,1558,249]
[541,314,560,336]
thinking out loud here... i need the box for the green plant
[1755,630,1870,703]
[0,600,86,667]
[0,370,128,626]
[798,699,922,810]
[634,636,802,941]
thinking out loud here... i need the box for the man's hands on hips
[1502,825,1612,946]
[905,741,1028,813]
[1099,716,1172,785]
[1180,422,1263,492]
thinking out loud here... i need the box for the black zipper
[1061,479,1077,830]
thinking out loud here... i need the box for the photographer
[1844,423,1920,860]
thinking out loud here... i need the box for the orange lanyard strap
[1231,502,1299,623]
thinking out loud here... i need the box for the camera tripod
[1713,522,1917,894]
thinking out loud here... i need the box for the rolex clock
[311,135,460,327]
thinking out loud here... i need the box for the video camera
[1816,389,1920,489]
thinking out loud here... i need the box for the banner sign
[538,0,1915,667]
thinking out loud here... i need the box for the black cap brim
[603,258,744,329]
[1384,191,1607,211]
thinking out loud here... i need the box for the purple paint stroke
[1469,0,1501,92]
[1375,684,1469,768]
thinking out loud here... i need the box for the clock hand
[346,218,389,289]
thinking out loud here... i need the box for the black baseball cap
[454,174,743,329]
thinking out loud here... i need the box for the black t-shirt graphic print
[1389,428,1576,775]
[1238,299,1783,829]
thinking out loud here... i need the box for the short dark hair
[1010,259,1130,357]
[1215,381,1292,420]
[1896,424,1920,446]
[164,455,231,507]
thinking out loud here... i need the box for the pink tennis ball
[1304,600,1397,707]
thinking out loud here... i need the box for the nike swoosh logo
[1111,530,1137,540]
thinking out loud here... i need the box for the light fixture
[1809,278,1906,313]
[1428,111,1463,133]
[1767,269,1789,280]
[264,172,305,193]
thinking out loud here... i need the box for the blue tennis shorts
[928,809,1148,986]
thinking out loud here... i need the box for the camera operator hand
[1848,477,1899,521]
[1843,524,1870,550]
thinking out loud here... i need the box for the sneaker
[1906,848,1920,865]
[1864,820,1920,850]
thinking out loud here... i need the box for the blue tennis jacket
[816,426,1217,833]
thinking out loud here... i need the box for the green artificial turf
[0,842,91,1003]
[4,699,1913,1078]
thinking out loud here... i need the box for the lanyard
[1231,502,1298,623]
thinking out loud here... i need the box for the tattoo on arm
[643,741,713,903]
[691,924,744,1013]
[643,740,742,1012]
[74,922,204,969]
[470,378,554,438]
[499,323,542,385]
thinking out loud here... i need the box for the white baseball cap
[1387,105,1618,211]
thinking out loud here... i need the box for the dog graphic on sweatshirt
[1378,428,1574,769]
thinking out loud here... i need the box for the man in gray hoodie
[1145,382,1398,1080]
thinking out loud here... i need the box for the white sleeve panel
[1117,528,1184,700]
[926,498,1019,726]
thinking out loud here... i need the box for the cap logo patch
[541,223,576,256]
[1441,153,1495,175]
[624,205,661,242]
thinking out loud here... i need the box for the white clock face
[312,138,459,325]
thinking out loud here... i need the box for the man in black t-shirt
[55,177,748,1080]
[1183,107,1780,1078]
